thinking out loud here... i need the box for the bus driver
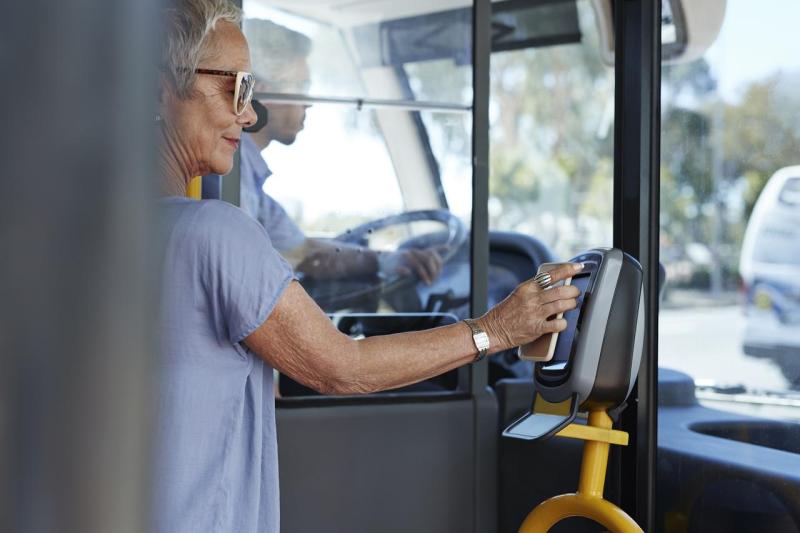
[237,18,446,286]
[154,1,582,531]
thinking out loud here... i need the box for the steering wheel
[300,209,467,312]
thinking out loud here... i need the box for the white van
[739,166,800,385]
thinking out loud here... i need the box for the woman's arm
[244,263,582,395]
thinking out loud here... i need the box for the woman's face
[162,21,257,176]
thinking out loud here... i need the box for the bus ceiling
[260,0,726,65]
[263,0,583,66]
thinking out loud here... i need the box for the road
[659,305,790,391]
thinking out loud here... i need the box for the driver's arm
[289,238,377,279]
[243,263,581,395]
[290,238,443,285]
[256,189,443,283]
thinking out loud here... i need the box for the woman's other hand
[478,262,583,352]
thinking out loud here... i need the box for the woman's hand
[477,262,583,353]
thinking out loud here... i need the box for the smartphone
[517,262,573,362]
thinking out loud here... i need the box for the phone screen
[551,273,590,362]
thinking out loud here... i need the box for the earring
[155,114,162,122]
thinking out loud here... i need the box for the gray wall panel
[278,400,475,532]
[0,1,160,532]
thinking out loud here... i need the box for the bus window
[659,0,800,529]
[241,1,473,396]
[482,0,614,388]
[487,0,615,261]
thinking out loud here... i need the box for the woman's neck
[159,157,189,197]
[157,127,195,197]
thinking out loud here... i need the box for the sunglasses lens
[236,74,254,115]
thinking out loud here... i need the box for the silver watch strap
[464,319,490,362]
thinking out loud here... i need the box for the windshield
[779,177,800,206]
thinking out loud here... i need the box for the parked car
[740,166,800,386]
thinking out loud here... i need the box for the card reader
[504,248,644,440]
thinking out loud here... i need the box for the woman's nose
[240,101,258,127]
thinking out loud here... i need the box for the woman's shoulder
[160,198,266,245]
[160,197,254,226]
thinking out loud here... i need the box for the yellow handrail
[518,409,643,533]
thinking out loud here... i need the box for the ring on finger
[534,272,552,289]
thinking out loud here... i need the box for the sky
[706,0,800,101]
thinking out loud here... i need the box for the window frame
[613,1,661,530]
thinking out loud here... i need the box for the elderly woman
[154,1,582,532]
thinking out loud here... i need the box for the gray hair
[162,0,242,98]
[243,18,312,91]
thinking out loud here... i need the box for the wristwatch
[464,319,490,362]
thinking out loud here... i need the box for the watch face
[476,332,490,351]
[465,319,489,358]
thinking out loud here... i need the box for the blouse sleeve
[195,200,294,343]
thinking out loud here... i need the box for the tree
[722,74,800,216]
[660,67,800,289]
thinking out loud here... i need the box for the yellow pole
[186,176,202,199]
[517,409,643,533]
[577,411,612,498]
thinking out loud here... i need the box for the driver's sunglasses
[194,68,255,116]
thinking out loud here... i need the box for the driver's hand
[378,247,444,285]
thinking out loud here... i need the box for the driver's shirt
[154,197,293,533]
[239,133,306,253]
